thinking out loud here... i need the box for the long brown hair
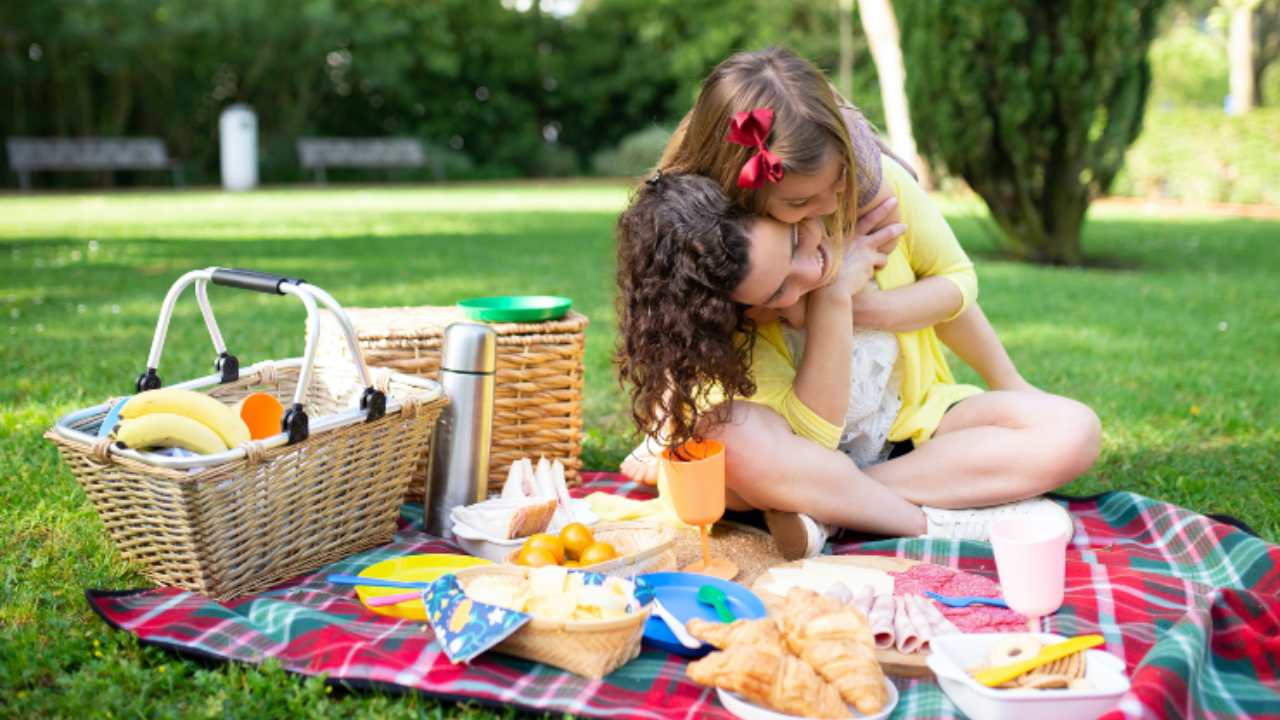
[658,46,858,273]
[614,173,757,454]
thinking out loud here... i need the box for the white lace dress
[782,317,903,468]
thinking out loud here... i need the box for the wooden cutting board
[751,554,934,678]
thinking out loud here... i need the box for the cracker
[1019,674,1073,689]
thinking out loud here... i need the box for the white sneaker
[765,511,832,560]
[921,497,1073,543]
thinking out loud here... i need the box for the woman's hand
[620,437,662,485]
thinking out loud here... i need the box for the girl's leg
[703,400,927,537]
[866,390,1101,508]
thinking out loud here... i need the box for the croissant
[777,588,889,716]
[687,618,784,651]
[687,643,852,719]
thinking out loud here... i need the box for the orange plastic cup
[661,439,726,526]
[236,392,285,440]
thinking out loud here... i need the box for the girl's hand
[853,192,905,256]
[822,215,902,302]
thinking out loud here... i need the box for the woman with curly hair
[613,47,1100,558]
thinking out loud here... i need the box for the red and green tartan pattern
[87,473,1280,719]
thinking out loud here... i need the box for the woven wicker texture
[315,306,587,498]
[47,363,446,600]
[456,565,651,679]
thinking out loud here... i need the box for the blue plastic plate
[634,572,767,658]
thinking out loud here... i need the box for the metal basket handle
[138,267,385,444]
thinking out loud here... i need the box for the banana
[113,413,229,455]
[121,389,250,448]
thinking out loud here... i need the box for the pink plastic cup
[989,514,1068,631]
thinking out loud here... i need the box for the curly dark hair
[615,172,758,457]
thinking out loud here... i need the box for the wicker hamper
[315,306,587,498]
[47,269,447,599]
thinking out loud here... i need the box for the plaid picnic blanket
[86,473,1280,719]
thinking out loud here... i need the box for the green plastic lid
[457,295,572,323]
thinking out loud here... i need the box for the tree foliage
[900,0,1167,265]
[0,0,879,186]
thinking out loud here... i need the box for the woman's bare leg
[865,390,1101,508]
[703,400,927,536]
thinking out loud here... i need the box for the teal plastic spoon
[697,584,736,623]
[326,574,433,590]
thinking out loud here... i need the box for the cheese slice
[760,562,894,597]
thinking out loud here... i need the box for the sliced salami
[890,562,1026,634]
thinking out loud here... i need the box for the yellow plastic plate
[355,554,492,621]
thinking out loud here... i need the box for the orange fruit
[523,533,565,564]
[517,547,557,568]
[563,560,580,568]
[559,523,594,560]
[578,541,618,566]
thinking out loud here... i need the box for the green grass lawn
[2,182,1277,717]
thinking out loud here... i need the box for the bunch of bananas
[111,389,252,455]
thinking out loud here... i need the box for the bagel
[987,635,1043,668]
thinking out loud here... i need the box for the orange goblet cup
[662,439,738,580]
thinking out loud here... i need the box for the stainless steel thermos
[425,322,496,538]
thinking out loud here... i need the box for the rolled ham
[893,596,924,654]
[903,595,935,652]
[869,593,896,650]
[823,581,853,605]
[850,583,876,619]
[918,595,960,639]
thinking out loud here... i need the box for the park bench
[296,137,441,183]
[6,137,183,190]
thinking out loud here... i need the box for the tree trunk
[856,0,930,188]
[1229,2,1257,114]
[837,0,854,101]
[1253,1,1278,107]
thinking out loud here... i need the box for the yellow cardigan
[743,156,983,449]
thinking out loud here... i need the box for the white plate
[450,500,598,562]
[926,633,1129,720]
[717,676,898,720]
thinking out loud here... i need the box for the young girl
[615,47,1099,558]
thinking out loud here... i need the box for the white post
[219,104,259,191]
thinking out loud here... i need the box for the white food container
[450,499,597,562]
[926,633,1129,720]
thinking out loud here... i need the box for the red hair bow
[726,107,784,189]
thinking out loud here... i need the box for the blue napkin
[422,574,531,664]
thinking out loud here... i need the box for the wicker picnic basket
[46,268,447,599]
[454,565,651,679]
[314,305,587,499]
